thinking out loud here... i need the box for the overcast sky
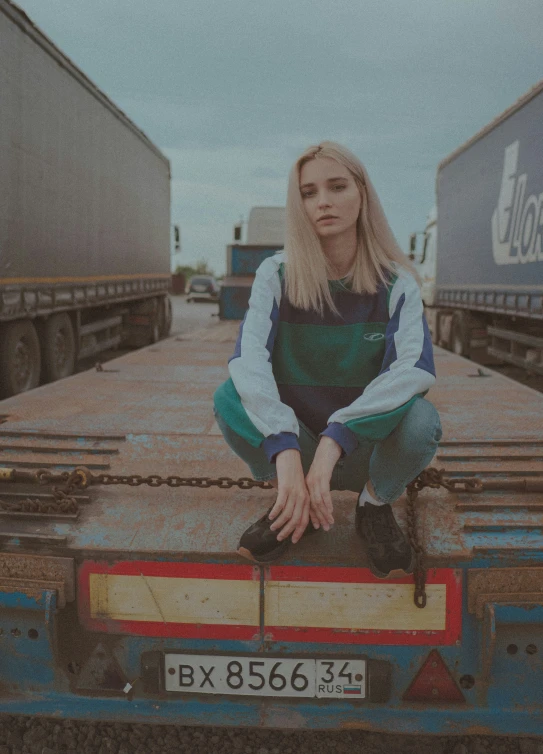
[18,0,543,275]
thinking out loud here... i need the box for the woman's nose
[317,193,332,208]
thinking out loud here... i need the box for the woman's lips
[317,216,338,223]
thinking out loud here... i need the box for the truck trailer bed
[0,321,541,733]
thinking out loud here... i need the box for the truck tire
[0,320,41,398]
[159,296,172,338]
[41,313,76,383]
[149,312,160,344]
[451,311,469,356]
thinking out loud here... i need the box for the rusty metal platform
[0,322,541,566]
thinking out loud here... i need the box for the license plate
[164,654,366,699]
[192,285,207,292]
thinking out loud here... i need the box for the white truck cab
[410,206,438,308]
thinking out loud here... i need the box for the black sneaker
[355,502,413,578]
[238,508,318,564]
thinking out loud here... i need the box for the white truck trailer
[0,0,172,398]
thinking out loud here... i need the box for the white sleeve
[228,255,299,439]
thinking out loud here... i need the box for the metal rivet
[168,667,175,675]
[355,674,363,682]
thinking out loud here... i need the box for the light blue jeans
[213,397,442,504]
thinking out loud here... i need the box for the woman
[213,141,441,578]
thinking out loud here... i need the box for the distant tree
[174,258,216,279]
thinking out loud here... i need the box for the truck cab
[410,206,440,341]
[411,206,438,308]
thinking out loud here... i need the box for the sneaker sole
[355,511,415,580]
[237,523,321,565]
[365,548,415,580]
[237,544,289,565]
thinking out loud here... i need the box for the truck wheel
[451,312,468,356]
[42,313,76,383]
[0,320,41,398]
[149,313,160,344]
[159,296,172,338]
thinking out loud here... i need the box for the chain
[92,474,274,490]
[405,467,483,608]
[7,465,484,609]
[0,495,78,515]
[0,468,90,515]
[2,469,273,515]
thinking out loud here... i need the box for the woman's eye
[332,184,346,191]
[302,191,315,198]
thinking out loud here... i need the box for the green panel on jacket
[213,378,265,447]
[345,395,421,441]
[272,321,387,387]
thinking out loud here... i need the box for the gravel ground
[0,716,541,754]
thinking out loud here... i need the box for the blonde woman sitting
[214,141,441,578]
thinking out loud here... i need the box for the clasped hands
[268,436,342,545]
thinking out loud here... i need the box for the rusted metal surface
[0,325,540,731]
[0,463,481,607]
[0,332,540,565]
[468,567,543,618]
[0,552,74,606]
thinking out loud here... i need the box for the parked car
[186,275,220,302]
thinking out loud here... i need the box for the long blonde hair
[284,141,418,315]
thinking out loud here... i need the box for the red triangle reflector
[403,649,465,703]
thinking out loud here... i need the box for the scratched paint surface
[89,573,260,624]
[263,580,446,630]
[0,324,541,566]
[0,323,542,731]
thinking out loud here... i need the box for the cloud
[251,166,284,180]
[16,0,543,271]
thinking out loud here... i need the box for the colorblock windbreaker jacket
[213,252,436,463]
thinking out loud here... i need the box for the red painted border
[78,561,260,640]
[81,560,259,580]
[264,567,462,646]
[78,561,462,645]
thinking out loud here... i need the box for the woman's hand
[269,449,310,544]
[305,436,341,531]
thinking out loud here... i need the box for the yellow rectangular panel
[89,574,260,626]
[264,581,446,631]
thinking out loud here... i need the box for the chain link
[11,465,484,608]
[405,467,483,608]
[5,469,273,515]
[2,468,91,515]
[91,473,274,490]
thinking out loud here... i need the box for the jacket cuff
[262,432,301,464]
[320,422,359,456]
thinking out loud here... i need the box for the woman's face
[299,157,361,239]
